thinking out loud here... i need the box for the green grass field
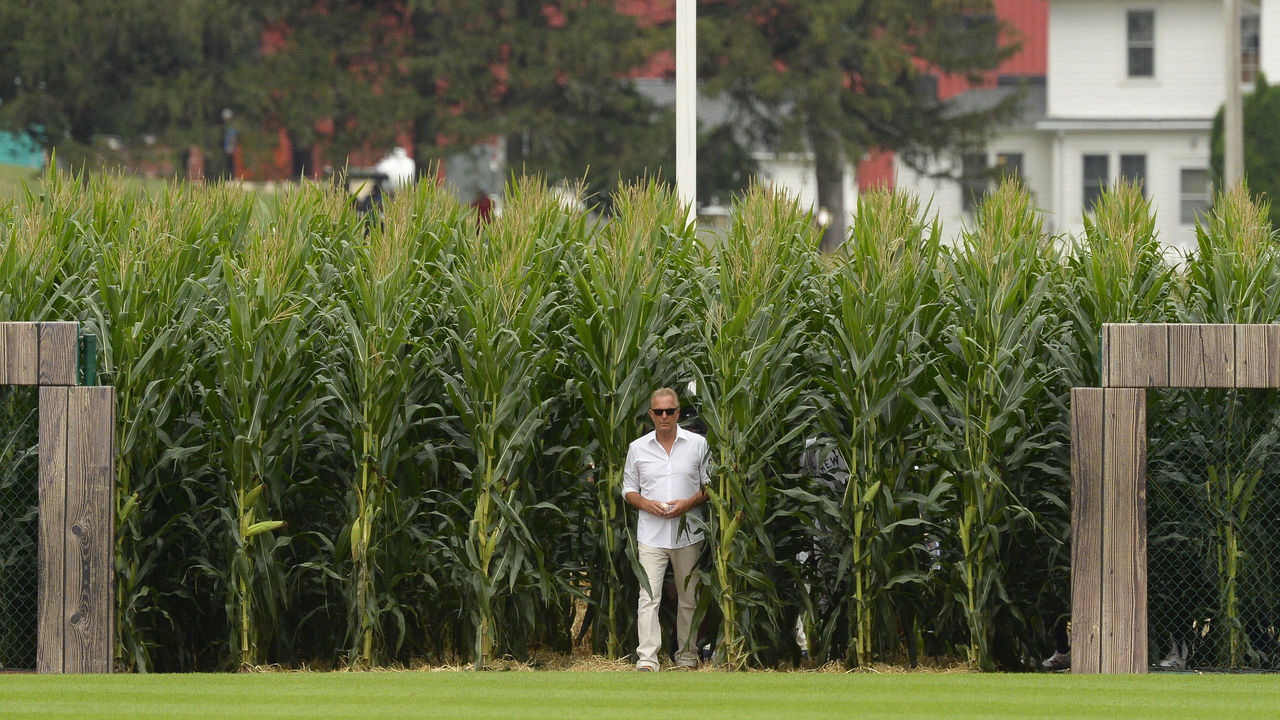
[0,163,40,202]
[2,672,1279,719]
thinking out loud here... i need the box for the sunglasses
[650,407,678,417]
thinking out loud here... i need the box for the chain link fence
[0,385,38,671]
[1149,388,1280,672]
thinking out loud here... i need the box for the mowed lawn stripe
[4,673,1280,719]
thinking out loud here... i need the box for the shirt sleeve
[698,439,711,488]
[622,443,640,497]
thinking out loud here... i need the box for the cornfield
[0,168,1275,672]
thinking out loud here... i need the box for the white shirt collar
[647,425,690,447]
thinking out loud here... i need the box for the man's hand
[643,498,671,517]
[660,490,709,518]
[661,497,691,517]
[626,492,671,518]
[625,490,708,518]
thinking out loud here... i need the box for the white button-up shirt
[622,426,710,549]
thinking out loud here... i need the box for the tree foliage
[698,0,1023,250]
[0,0,693,204]
[236,1,412,162]
[398,1,670,206]
[1212,74,1280,229]
[0,0,259,166]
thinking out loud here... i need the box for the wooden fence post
[1099,388,1147,673]
[62,386,114,673]
[37,387,68,674]
[37,385,115,674]
[6,320,118,675]
[1070,388,1104,674]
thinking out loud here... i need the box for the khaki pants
[636,540,703,670]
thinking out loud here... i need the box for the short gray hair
[650,387,679,407]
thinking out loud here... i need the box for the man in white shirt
[622,387,710,671]
[374,147,415,193]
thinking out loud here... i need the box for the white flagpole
[1224,0,1244,187]
[676,0,697,226]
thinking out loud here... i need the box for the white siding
[1263,0,1280,80]
[754,154,858,228]
[1049,0,1226,119]
[1047,129,1208,250]
[892,131,1055,244]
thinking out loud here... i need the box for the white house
[893,84,1055,239]
[900,0,1273,250]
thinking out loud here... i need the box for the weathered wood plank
[1102,324,1168,388]
[1100,388,1148,673]
[37,387,68,674]
[1070,388,1105,675]
[1264,325,1280,388]
[1168,324,1234,388]
[38,322,78,386]
[7,321,39,385]
[0,324,7,384]
[1237,324,1280,387]
[63,387,115,673]
[1235,325,1270,387]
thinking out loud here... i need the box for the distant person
[622,387,710,671]
[374,147,415,194]
[354,182,383,216]
[185,145,205,183]
[221,108,238,180]
[794,436,849,658]
[471,191,494,224]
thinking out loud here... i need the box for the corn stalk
[927,183,1063,670]
[1178,187,1280,668]
[199,190,330,667]
[324,181,464,666]
[814,190,942,666]
[86,180,249,670]
[1203,461,1260,668]
[442,179,580,668]
[696,187,819,669]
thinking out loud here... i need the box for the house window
[1242,12,1260,83]
[1180,169,1211,224]
[1120,154,1147,194]
[961,153,988,213]
[995,153,1024,184]
[1127,10,1155,78]
[1083,154,1109,211]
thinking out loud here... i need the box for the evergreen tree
[240,1,412,169]
[697,0,1022,250]
[1212,74,1280,228]
[401,1,670,207]
[0,0,259,169]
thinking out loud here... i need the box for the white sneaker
[1041,650,1071,670]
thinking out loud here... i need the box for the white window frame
[1179,167,1212,226]
[1126,9,1156,79]
[1082,153,1110,212]
[1119,154,1147,197]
